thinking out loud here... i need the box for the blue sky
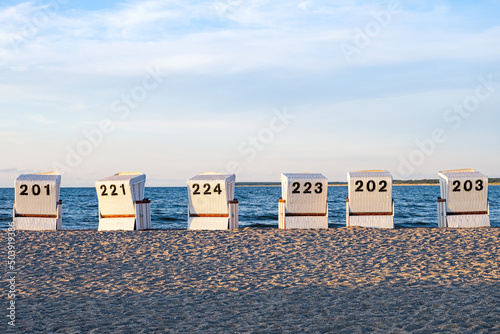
[1,0,499,187]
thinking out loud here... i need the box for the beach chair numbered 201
[13,171,63,231]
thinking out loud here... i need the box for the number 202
[101,184,126,196]
[355,180,388,192]
[291,182,323,194]
[20,184,50,196]
[192,183,222,195]
[452,180,484,192]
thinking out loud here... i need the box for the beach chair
[278,173,328,229]
[437,169,490,228]
[96,173,151,231]
[13,171,62,230]
[187,172,239,230]
[346,170,394,228]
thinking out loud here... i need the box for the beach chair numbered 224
[187,172,239,230]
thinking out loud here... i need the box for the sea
[1,186,499,229]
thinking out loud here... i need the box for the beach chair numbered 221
[437,169,490,228]
[96,173,151,231]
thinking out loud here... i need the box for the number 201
[192,183,222,195]
[101,184,126,196]
[355,180,388,192]
[291,182,323,194]
[452,180,484,192]
[20,184,50,196]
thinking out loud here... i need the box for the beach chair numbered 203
[437,169,490,228]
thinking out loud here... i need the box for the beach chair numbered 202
[96,173,151,231]
[278,173,329,229]
[346,170,394,228]
[187,172,239,230]
[13,171,63,230]
[437,169,490,228]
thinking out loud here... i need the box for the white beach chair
[96,173,151,231]
[13,171,62,230]
[346,170,394,228]
[437,169,490,228]
[187,172,239,230]
[278,173,328,229]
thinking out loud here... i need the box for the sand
[6,228,500,333]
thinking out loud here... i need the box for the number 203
[452,180,484,192]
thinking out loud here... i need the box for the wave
[156,217,185,222]
[0,214,12,222]
[239,213,277,221]
[240,222,278,228]
[1,187,498,229]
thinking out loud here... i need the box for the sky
[1,0,499,187]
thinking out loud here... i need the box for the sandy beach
[7,228,500,333]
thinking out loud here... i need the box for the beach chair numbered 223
[278,173,329,229]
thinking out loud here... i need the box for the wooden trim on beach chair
[189,214,229,218]
[350,212,393,216]
[101,214,136,218]
[15,214,58,219]
[285,213,327,217]
[446,211,488,216]
[135,199,150,204]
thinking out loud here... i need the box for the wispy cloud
[0,167,34,174]
[0,0,498,79]
[1,1,499,186]
[26,114,56,124]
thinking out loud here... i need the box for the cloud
[26,114,56,124]
[0,119,16,128]
[110,116,260,133]
[0,0,498,78]
[298,1,311,11]
[0,167,34,174]
[0,1,499,184]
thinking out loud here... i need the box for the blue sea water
[1,186,499,229]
